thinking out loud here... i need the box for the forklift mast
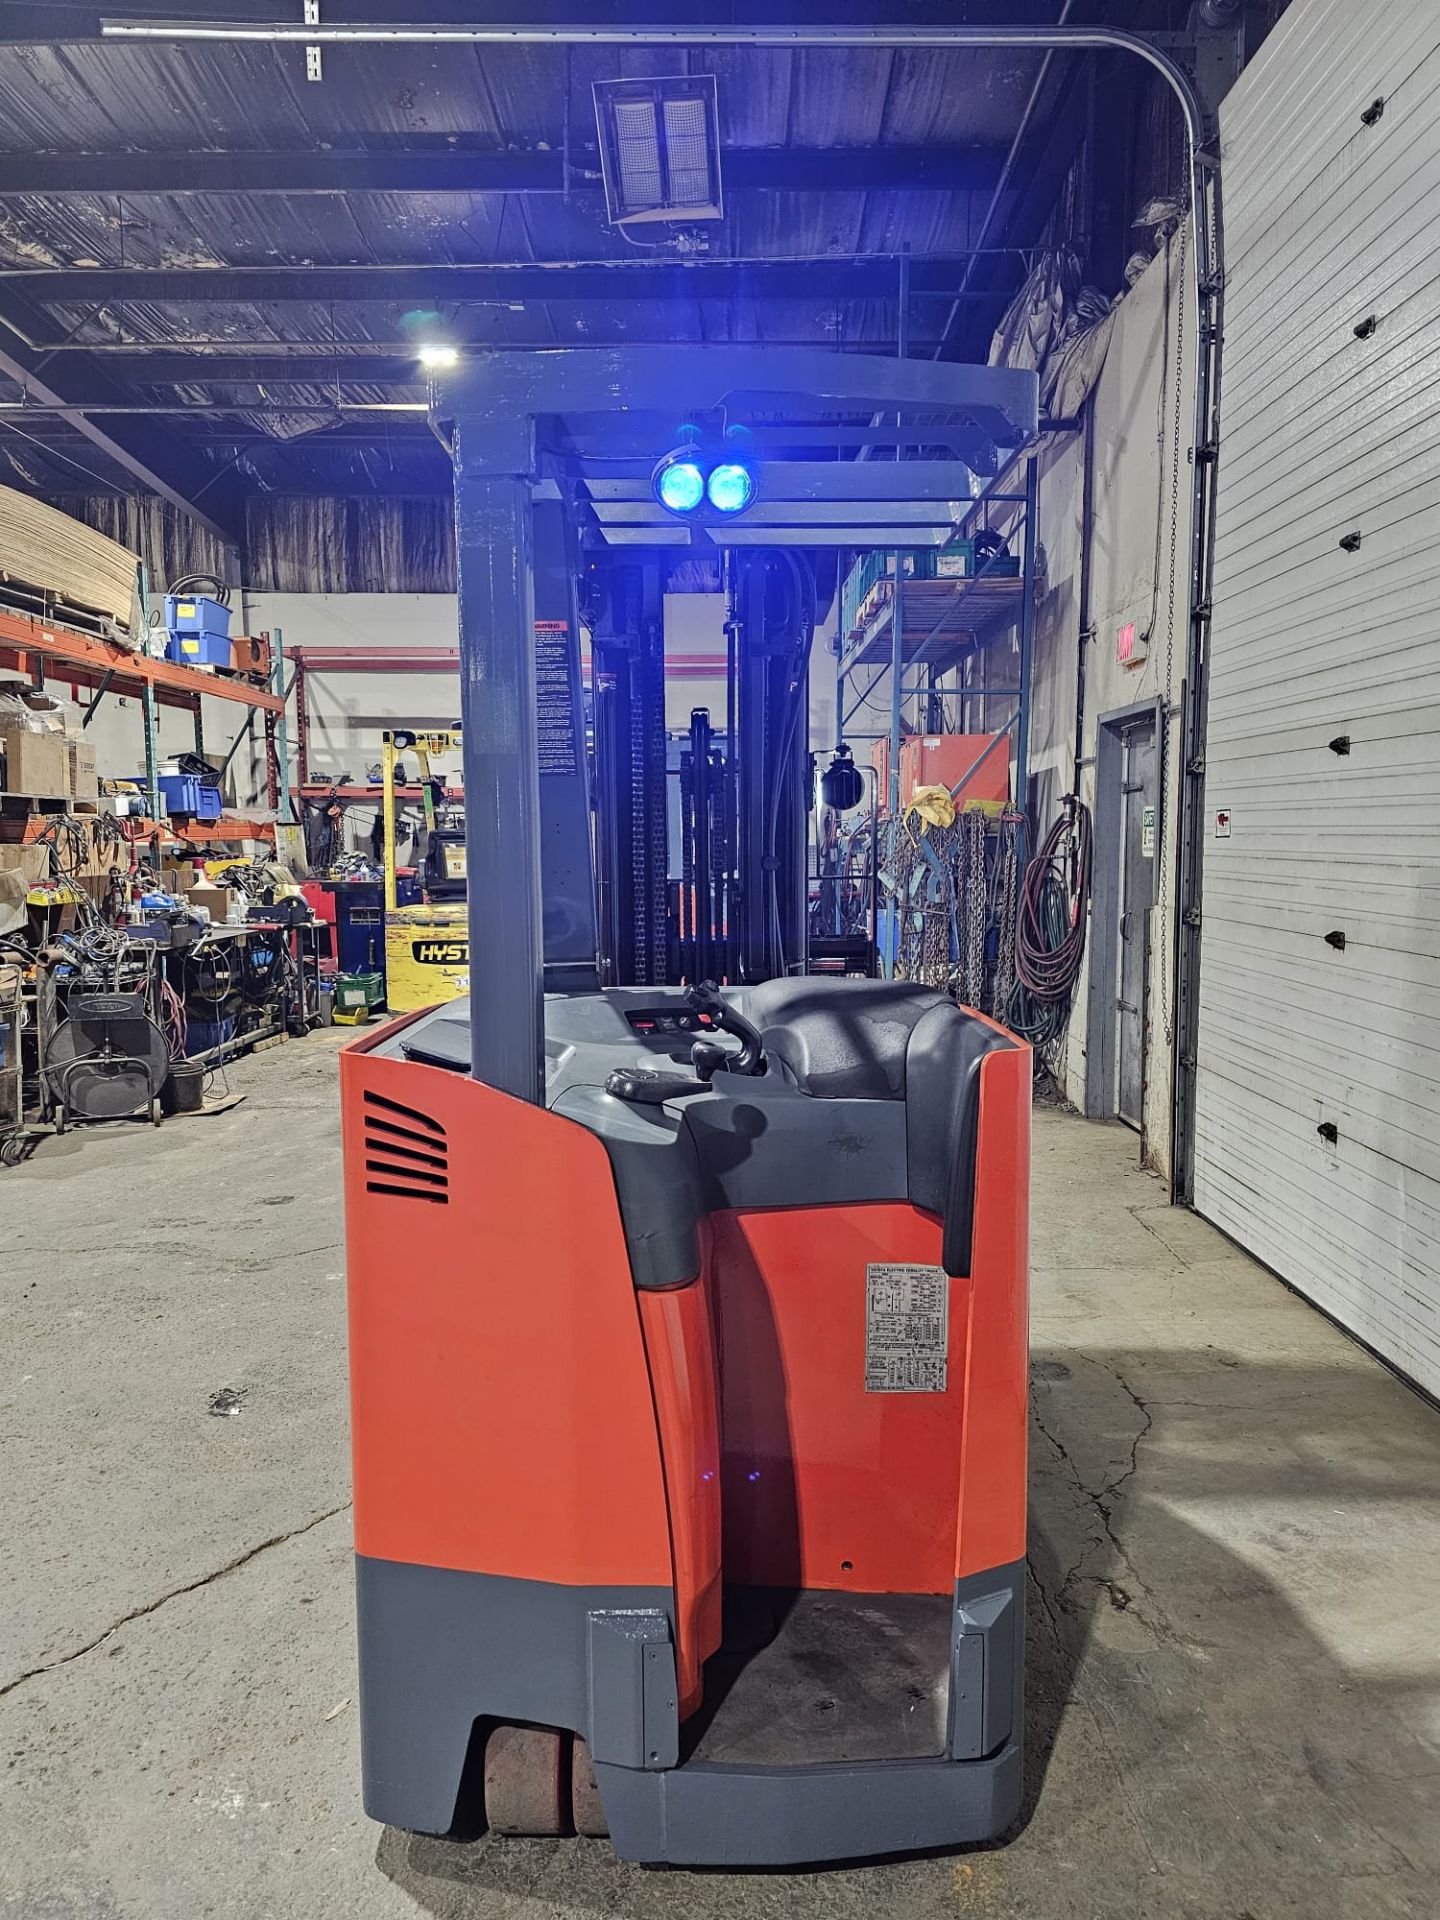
[588,545,813,990]
[729,548,813,983]
[588,556,670,987]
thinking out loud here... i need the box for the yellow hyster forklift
[342,346,1037,1865]
[380,727,468,1012]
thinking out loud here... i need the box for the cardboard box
[187,884,237,924]
[0,843,49,886]
[67,872,115,910]
[68,740,99,803]
[0,724,69,797]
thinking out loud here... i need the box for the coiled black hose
[1008,796,1093,1049]
[168,572,232,608]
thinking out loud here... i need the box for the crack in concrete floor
[1028,1363,1172,1641]
[0,1502,352,1701]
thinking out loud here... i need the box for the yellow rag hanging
[904,783,957,832]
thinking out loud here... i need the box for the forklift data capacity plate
[865,1263,949,1393]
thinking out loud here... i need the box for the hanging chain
[678,748,695,980]
[954,809,986,1009]
[992,812,1021,1020]
[887,815,917,978]
[887,808,1027,1013]
[922,842,951,986]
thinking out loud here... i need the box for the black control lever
[684,980,767,1082]
[605,1066,709,1106]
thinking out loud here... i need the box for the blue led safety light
[655,459,706,514]
[706,461,756,514]
[652,435,759,518]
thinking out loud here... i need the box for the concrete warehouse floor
[2,1033,1439,1920]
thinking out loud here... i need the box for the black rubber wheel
[483,1725,569,1837]
[570,1738,609,1839]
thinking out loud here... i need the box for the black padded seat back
[904,1002,1013,1278]
[742,977,946,1100]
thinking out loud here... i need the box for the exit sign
[1117,621,1148,667]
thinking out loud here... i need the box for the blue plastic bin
[164,593,232,669]
[157,772,202,816]
[164,593,231,640]
[164,629,233,669]
[185,1016,235,1058]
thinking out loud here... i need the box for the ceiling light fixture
[593,75,724,229]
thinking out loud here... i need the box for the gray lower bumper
[596,1745,1021,1866]
[355,1553,1024,1865]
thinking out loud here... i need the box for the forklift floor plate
[690,1588,952,1767]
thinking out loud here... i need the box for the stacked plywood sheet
[0,486,142,642]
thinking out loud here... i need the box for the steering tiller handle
[685,980,767,1080]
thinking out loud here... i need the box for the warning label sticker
[534,620,579,777]
[865,1263,949,1393]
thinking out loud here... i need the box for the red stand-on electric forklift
[342,347,1036,1866]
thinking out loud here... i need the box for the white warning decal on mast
[865,1263,949,1393]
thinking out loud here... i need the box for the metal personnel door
[1117,719,1157,1130]
[1086,699,1160,1138]
[1192,0,1440,1396]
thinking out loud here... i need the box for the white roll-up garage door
[1193,0,1440,1394]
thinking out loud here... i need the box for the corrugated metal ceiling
[0,24,1055,495]
[0,40,1040,152]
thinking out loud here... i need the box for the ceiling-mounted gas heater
[592,75,724,229]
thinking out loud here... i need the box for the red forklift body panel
[344,1023,1029,1750]
[343,1040,674,1590]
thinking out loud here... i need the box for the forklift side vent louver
[362,1090,449,1205]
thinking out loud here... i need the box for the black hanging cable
[1008,795,1093,1053]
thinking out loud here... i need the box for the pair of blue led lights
[652,432,759,518]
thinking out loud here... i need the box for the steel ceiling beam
[59,339,966,383]
[0,288,244,546]
[0,259,978,305]
[0,143,1008,197]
